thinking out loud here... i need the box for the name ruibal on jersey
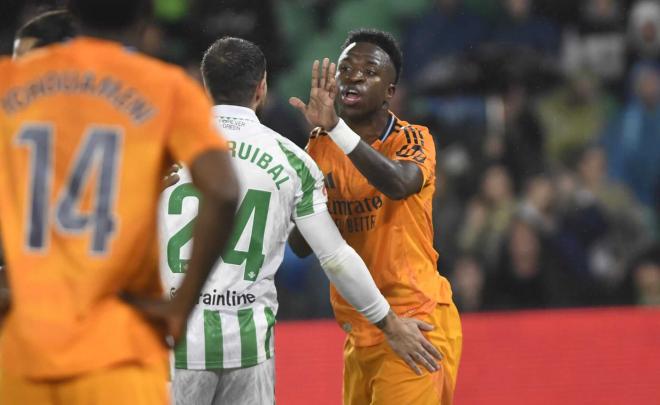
[227,140,290,189]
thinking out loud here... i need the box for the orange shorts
[343,302,463,405]
[0,362,169,405]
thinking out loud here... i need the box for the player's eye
[366,70,377,76]
[339,65,350,73]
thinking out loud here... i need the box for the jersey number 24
[167,184,270,281]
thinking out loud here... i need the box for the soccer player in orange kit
[289,29,463,404]
[0,0,239,403]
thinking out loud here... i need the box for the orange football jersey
[0,37,227,379]
[307,113,453,347]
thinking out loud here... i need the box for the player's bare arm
[287,225,312,258]
[127,150,239,344]
[0,266,9,327]
[290,57,423,200]
[295,211,442,374]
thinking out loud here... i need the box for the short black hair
[16,10,77,48]
[341,28,403,84]
[201,37,267,106]
[68,0,152,30]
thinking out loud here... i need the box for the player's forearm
[318,243,390,324]
[0,266,10,324]
[328,119,421,199]
[288,226,313,258]
[347,142,421,199]
[174,150,239,318]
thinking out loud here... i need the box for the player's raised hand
[289,58,340,130]
[378,311,443,375]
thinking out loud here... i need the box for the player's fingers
[320,58,329,90]
[328,62,337,82]
[289,97,307,112]
[417,350,439,372]
[420,338,443,361]
[413,319,435,331]
[328,82,339,101]
[404,354,422,376]
[328,63,339,97]
[311,60,320,89]
[162,173,180,189]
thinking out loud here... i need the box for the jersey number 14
[167,184,270,281]
[17,124,121,255]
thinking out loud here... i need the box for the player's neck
[343,110,391,144]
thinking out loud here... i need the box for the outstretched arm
[290,58,423,200]
[295,211,442,374]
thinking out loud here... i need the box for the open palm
[289,58,340,130]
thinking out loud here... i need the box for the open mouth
[341,88,362,105]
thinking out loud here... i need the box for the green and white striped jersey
[159,105,327,369]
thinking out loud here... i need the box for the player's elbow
[380,182,410,201]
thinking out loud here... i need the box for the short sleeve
[389,125,436,187]
[277,140,328,219]
[166,70,227,166]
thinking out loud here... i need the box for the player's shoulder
[306,126,335,155]
[0,56,10,69]
[272,129,315,164]
[0,56,11,97]
[0,56,11,79]
[390,115,435,146]
[267,127,323,176]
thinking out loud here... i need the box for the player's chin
[338,103,371,119]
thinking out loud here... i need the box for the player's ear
[386,83,396,100]
[254,71,268,110]
[259,72,268,100]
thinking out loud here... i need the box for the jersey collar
[378,112,397,142]
[212,104,260,123]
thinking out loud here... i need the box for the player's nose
[346,69,365,83]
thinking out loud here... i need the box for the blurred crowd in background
[2,0,660,318]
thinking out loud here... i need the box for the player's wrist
[375,309,397,332]
[328,118,361,154]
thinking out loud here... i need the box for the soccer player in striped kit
[160,37,442,405]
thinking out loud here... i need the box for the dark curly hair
[342,28,403,84]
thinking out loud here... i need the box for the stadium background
[1,0,659,403]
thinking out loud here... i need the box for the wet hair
[341,28,403,83]
[67,0,152,30]
[16,10,77,48]
[201,37,266,106]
